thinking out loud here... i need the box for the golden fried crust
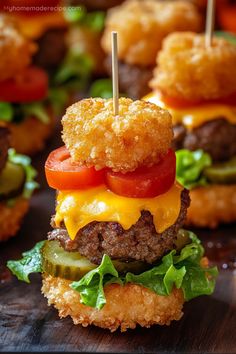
[0,14,36,81]
[0,198,29,242]
[151,32,236,101]
[42,274,184,332]
[101,0,202,66]
[62,97,173,172]
[186,184,236,228]
[6,111,55,156]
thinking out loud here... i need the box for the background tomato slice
[105,149,176,198]
[0,67,48,103]
[45,146,106,190]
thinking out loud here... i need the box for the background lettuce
[176,149,212,189]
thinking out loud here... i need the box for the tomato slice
[45,146,106,190]
[105,149,176,198]
[217,0,236,33]
[158,90,236,109]
[0,67,48,103]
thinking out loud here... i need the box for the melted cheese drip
[144,92,236,130]
[55,182,183,240]
[14,11,67,39]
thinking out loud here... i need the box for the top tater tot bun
[0,14,36,82]
[62,98,173,173]
[150,32,236,101]
[101,0,203,67]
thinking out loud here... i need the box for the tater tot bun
[62,97,173,172]
[186,184,236,228]
[42,274,184,332]
[0,14,36,82]
[101,0,203,66]
[150,32,236,101]
[0,198,29,242]
[8,111,55,156]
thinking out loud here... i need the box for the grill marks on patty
[48,188,190,265]
[173,118,236,162]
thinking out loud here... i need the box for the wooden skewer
[111,31,119,115]
[205,0,215,47]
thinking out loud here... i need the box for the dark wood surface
[0,123,236,353]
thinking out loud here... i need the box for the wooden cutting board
[0,124,236,353]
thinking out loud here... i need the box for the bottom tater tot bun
[186,184,236,228]
[42,274,184,332]
[8,111,55,156]
[0,198,29,242]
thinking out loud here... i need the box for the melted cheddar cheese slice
[144,92,236,130]
[55,182,183,240]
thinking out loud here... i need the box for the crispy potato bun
[6,111,55,156]
[101,0,202,67]
[42,274,184,332]
[0,198,29,242]
[0,14,36,81]
[150,32,236,101]
[62,97,173,172]
[186,184,236,228]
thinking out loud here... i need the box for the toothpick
[205,0,215,47]
[111,31,119,115]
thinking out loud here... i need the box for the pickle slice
[42,241,97,281]
[204,157,236,184]
[174,229,191,251]
[0,161,25,200]
[42,241,149,281]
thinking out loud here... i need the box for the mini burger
[1,0,68,73]
[101,0,203,99]
[0,127,38,242]
[8,97,217,332]
[146,32,236,228]
[0,14,55,155]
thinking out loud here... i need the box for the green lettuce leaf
[89,79,113,99]
[215,31,236,45]
[64,6,105,32]
[176,149,212,189]
[8,148,39,198]
[7,231,218,310]
[54,50,93,91]
[71,255,119,310]
[48,87,69,116]
[21,102,50,124]
[7,241,45,283]
[0,102,14,122]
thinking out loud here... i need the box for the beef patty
[0,127,9,173]
[104,56,153,100]
[173,118,236,162]
[33,28,67,71]
[48,188,190,264]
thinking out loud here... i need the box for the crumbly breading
[101,0,202,66]
[6,110,55,156]
[42,274,184,332]
[0,198,29,242]
[186,184,236,228]
[62,97,173,172]
[0,14,36,81]
[151,32,236,101]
